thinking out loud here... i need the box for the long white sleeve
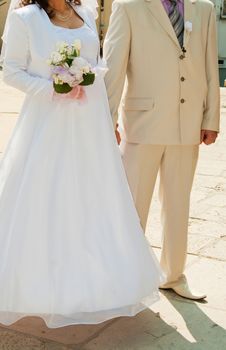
[3,11,53,97]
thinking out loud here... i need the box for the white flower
[68,65,84,81]
[73,39,81,51]
[51,52,64,64]
[72,57,88,67]
[53,75,64,85]
[58,73,76,86]
[185,21,193,33]
[66,46,74,56]
[82,65,91,74]
[72,57,91,74]
[56,41,68,51]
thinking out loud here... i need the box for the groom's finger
[115,129,121,145]
[200,130,205,144]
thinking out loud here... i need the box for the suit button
[181,77,185,81]
[180,98,185,103]
[179,55,184,60]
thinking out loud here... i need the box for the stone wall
[97,0,113,47]
[0,0,10,50]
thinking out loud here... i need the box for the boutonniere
[185,21,193,33]
[181,21,193,57]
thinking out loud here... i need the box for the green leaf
[53,83,72,94]
[80,72,95,86]
[65,58,74,67]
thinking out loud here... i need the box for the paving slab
[0,114,18,153]
[82,254,226,350]
[0,72,24,113]
[0,319,115,348]
[0,328,69,350]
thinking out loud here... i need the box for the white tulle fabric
[0,3,165,328]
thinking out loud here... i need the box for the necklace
[54,6,73,22]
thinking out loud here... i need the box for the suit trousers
[120,141,199,283]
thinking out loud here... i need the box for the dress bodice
[4,4,100,80]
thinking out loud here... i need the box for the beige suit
[104,0,219,144]
[104,0,220,284]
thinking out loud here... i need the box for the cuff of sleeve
[201,118,220,132]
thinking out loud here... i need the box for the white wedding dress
[0,2,164,328]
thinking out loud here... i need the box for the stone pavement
[0,70,226,349]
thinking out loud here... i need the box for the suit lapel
[184,0,196,49]
[145,0,196,50]
[145,0,181,50]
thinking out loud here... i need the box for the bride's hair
[20,0,81,17]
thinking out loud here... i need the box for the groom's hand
[115,123,121,145]
[200,130,218,145]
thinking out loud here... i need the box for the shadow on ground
[1,291,226,350]
[78,292,226,350]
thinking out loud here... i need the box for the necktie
[168,0,184,48]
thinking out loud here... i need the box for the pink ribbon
[53,85,86,102]
[68,85,86,101]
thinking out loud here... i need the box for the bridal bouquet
[48,40,95,99]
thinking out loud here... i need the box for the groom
[104,0,220,299]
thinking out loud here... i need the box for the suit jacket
[104,0,220,145]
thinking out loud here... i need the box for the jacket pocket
[123,98,154,111]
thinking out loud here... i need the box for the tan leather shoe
[160,275,207,300]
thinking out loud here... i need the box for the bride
[0,0,164,328]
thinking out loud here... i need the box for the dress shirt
[161,0,184,17]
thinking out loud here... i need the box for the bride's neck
[48,0,68,12]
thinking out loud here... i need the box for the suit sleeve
[103,1,131,129]
[3,12,53,97]
[201,5,220,131]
